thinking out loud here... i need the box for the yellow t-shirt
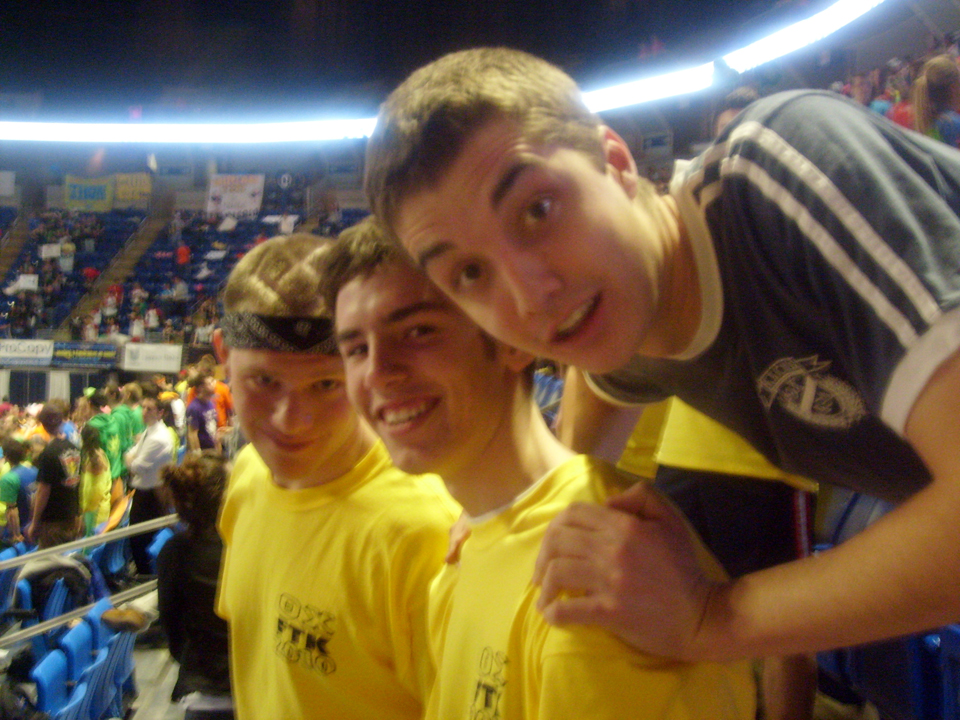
[426,454,756,720]
[81,464,113,525]
[618,399,818,493]
[217,441,460,720]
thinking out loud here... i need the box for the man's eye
[525,196,554,223]
[407,325,436,340]
[455,262,483,291]
[253,374,275,388]
[313,379,342,391]
[342,343,367,359]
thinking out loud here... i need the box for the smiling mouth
[554,295,599,342]
[379,398,439,427]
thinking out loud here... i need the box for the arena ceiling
[2,0,790,121]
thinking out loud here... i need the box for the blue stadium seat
[0,546,20,618]
[55,680,88,720]
[84,597,118,650]
[59,620,95,684]
[147,527,175,574]
[78,645,115,720]
[31,649,71,715]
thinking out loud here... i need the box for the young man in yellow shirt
[323,217,754,719]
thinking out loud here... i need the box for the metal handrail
[0,580,158,649]
[0,515,179,572]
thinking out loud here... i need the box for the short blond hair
[365,48,604,231]
[222,233,334,317]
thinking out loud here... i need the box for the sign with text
[65,175,115,212]
[122,342,183,373]
[114,173,152,206]
[51,342,119,368]
[0,339,54,366]
[206,174,264,217]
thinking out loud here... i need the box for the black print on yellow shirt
[275,593,337,675]
[471,647,507,720]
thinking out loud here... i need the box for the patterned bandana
[219,312,338,354]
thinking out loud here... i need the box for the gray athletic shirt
[589,91,960,503]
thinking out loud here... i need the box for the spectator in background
[187,373,219,454]
[0,439,36,543]
[158,452,233,718]
[130,311,146,343]
[193,313,216,346]
[125,396,174,575]
[145,304,162,333]
[79,424,112,536]
[176,242,191,269]
[913,54,960,147]
[27,405,81,548]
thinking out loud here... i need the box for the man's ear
[212,328,229,365]
[600,126,640,199]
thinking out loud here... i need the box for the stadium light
[724,0,888,74]
[0,0,888,143]
[583,62,716,112]
[0,117,378,144]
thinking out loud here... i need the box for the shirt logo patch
[757,356,867,430]
[471,647,507,719]
[275,593,337,675]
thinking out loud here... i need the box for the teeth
[556,298,595,337]
[382,401,432,426]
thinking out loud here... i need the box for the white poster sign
[122,343,183,373]
[206,174,264,217]
[0,171,14,197]
[16,274,38,291]
[40,243,62,259]
[0,339,54,366]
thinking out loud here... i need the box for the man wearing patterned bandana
[364,48,960,685]
[213,233,459,720]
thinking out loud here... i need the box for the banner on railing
[51,342,119,368]
[0,339,54,367]
[114,173,152,206]
[64,175,115,212]
[122,342,183,373]
[206,174,264,217]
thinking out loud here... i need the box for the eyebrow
[416,160,534,270]
[336,300,450,344]
[417,241,453,270]
[491,160,532,208]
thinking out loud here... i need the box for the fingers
[606,480,669,518]
[533,502,621,585]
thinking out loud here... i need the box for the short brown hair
[222,233,334,317]
[319,216,411,315]
[365,47,604,231]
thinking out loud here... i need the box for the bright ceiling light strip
[0,117,378,144]
[583,61,715,112]
[0,0,888,143]
[723,0,888,74]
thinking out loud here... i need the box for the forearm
[32,484,50,521]
[698,478,960,660]
[6,509,20,538]
[556,367,643,461]
[188,429,200,451]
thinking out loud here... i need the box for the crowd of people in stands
[0,355,236,556]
